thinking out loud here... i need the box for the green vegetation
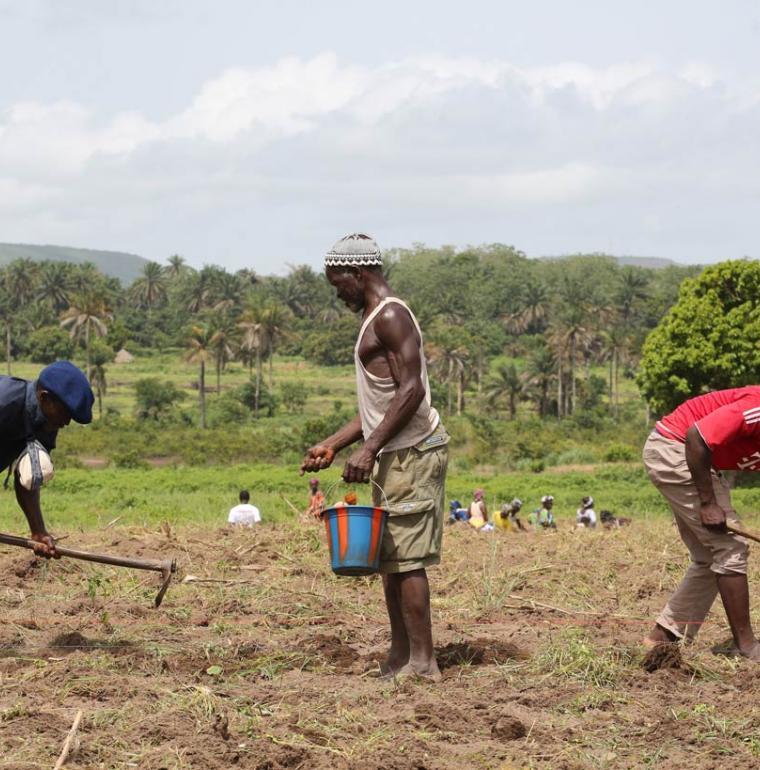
[638,259,760,413]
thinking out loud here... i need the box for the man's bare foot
[379,653,409,678]
[392,659,442,682]
[739,641,760,661]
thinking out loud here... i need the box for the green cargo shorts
[371,423,449,574]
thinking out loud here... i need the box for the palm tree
[166,254,186,279]
[599,325,630,418]
[5,258,38,308]
[238,311,265,417]
[546,278,594,416]
[182,268,213,313]
[88,344,110,420]
[37,261,72,314]
[212,272,244,314]
[60,291,112,380]
[503,282,549,334]
[428,337,470,416]
[258,302,291,395]
[209,313,238,393]
[525,347,556,417]
[130,262,168,311]
[70,262,102,294]
[484,363,524,420]
[616,267,650,330]
[186,323,214,429]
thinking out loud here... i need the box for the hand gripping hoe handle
[0,532,177,607]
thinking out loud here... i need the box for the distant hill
[540,254,680,269]
[0,243,149,284]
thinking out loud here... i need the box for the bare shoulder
[374,301,416,332]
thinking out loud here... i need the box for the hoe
[0,532,177,607]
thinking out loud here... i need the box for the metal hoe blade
[0,531,178,607]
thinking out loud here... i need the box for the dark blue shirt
[0,376,57,472]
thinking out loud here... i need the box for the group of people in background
[449,490,631,532]
[229,478,632,533]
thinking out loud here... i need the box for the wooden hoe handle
[726,523,760,545]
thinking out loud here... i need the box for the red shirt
[657,386,760,471]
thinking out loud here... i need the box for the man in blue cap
[0,361,94,558]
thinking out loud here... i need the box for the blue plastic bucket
[322,504,389,576]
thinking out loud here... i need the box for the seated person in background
[468,488,489,530]
[600,509,632,528]
[529,495,557,530]
[497,498,526,531]
[576,496,597,528]
[448,499,469,523]
[303,477,325,520]
[228,489,261,527]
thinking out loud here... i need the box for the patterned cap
[324,233,382,268]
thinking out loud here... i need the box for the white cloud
[1,52,759,267]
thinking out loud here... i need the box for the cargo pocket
[386,497,435,517]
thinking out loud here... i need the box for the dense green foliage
[637,260,760,414]
[0,246,701,430]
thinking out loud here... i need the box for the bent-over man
[644,387,760,660]
[301,233,449,679]
[0,361,94,557]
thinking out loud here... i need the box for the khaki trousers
[643,431,749,640]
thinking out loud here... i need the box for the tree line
[0,246,702,426]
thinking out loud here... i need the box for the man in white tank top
[301,233,449,681]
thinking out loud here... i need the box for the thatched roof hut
[114,348,135,364]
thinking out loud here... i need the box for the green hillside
[0,242,149,284]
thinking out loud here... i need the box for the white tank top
[354,297,440,453]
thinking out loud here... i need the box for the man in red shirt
[643,387,760,660]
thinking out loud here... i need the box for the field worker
[228,489,261,527]
[497,498,526,531]
[301,233,449,680]
[468,489,489,530]
[643,387,760,660]
[529,495,557,530]
[576,496,597,528]
[303,477,325,520]
[0,361,93,558]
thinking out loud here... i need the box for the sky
[1,0,759,273]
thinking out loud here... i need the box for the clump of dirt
[492,715,527,741]
[436,638,525,669]
[642,642,683,673]
[304,633,357,671]
[11,556,40,578]
[48,631,95,651]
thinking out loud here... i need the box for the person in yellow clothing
[468,489,488,529]
[496,498,526,531]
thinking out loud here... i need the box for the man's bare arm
[15,478,58,557]
[685,425,726,529]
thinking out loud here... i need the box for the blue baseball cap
[38,361,94,424]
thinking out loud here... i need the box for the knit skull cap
[324,233,382,268]
[38,361,94,424]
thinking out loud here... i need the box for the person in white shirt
[228,490,261,527]
[576,496,597,529]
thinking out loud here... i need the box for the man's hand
[342,445,378,484]
[700,501,727,530]
[30,531,59,559]
[300,445,336,475]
